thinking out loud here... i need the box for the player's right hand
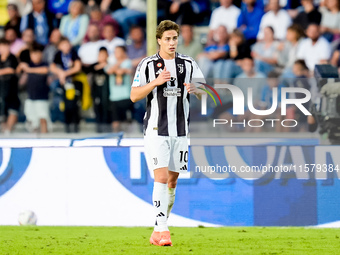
[155,66,171,86]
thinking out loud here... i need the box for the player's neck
[159,50,175,60]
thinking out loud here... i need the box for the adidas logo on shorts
[180,165,187,170]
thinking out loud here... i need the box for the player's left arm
[184,59,206,100]
[184,83,205,100]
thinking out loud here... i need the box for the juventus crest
[177,64,184,74]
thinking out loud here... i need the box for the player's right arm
[130,66,170,103]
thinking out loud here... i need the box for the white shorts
[24,99,51,129]
[144,135,188,172]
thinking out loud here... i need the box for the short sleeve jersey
[132,52,205,137]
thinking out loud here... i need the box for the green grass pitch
[1,226,340,254]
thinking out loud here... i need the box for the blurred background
[0,0,339,139]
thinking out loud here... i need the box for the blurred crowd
[0,0,340,134]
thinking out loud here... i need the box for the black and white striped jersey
[132,52,205,137]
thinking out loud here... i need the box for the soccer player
[130,20,205,246]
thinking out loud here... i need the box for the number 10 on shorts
[179,151,188,163]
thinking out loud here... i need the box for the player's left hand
[184,83,197,95]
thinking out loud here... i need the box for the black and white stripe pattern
[132,53,205,137]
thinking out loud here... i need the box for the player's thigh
[169,136,189,172]
[144,135,171,171]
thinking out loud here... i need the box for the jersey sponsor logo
[153,157,158,165]
[163,88,181,97]
[167,77,176,87]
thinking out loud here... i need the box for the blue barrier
[104,145,340,226]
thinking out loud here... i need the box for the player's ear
[157,38,161,46]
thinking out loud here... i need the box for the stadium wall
[0,139,339,227]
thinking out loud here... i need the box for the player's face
[158,30,178,57]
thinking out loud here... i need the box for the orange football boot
[159,231,172,246]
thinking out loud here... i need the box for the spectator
[0,39,20,134]
[0,1,9,26]
[4,27,25,56]
[42,29,62,117]
[237,0,264,45]
[126,25,147,69]
[251,26,279,75]
[234,56,266,105]
[168,0,211,25]
[18,28,36,63]
[177,24,203,61]
[50,37,82,133]
[4,4,21,37]
[277,24,305,77]
[293,0,321,30]
[20,0,56,46]
[17,43,50,133]
[106,46,133,132]
[330,43,340,71]
[89,47,111,133]
[260,71,283,110]
[59,0,89,47]
[296,23,331,71]
[48,0,72,16]
[84,5,120,42]
[291,59,310,130]
[257,0,292,41]
[319,0,340,41]
[197,25,229,79]
[223,29,250,81]
[85,0,123,14]
[112,0,147,38]
[292,60,310,90]
[78,24,102,66]
[100,23,125,64]
[43,28,62,65]
[9,0,32,17]
[259,70,285,131]
[208,0,240,39]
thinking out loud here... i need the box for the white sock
[153,182,169,232]
[167,187,176,219]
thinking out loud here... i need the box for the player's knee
[168,180,177,188]
[154,175,168,184]
[156,178,168,184]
